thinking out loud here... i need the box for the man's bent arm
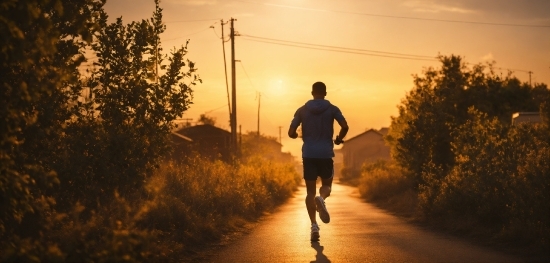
[288,125,299,139]
[336,119,349,140]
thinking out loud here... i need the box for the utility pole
[257,92,261,136]
[220,19,231,125]
[278,126,282,144]
[230,18,238,154]
[528,71,533,87]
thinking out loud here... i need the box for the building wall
[173,124,232,162]
[341,131,391,174]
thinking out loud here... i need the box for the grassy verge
[357,160,418,218]
[140,156,301,261]
[357,160,549,261]
[2,155,301,262]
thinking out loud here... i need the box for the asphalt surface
[208,183,523,263]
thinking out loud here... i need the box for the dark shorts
[302,158,334,181]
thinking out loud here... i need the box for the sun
[264,78,286,97]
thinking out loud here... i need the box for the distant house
[169,132,193,161]
[241,134,293,162]
[340,128,391,177]
[171,124,232,162]
[512,112,542,125]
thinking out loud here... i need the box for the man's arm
[288,125,298,139]
[288,108,301,139]
[334,118,349,144]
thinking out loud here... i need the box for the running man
[288,81,349,242]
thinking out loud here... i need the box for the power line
[241,34,435,59]
[235,0,550,29]
[240,34,533,73]
[164,26,214,41]
[205,104,228,113]
[240,35,437,61]
[165,18,219,23]
[237,60,256,90]
[495,67,531,74]
[464,62,532,75]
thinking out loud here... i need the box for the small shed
[172,124,232,162]
[340,128,391,176]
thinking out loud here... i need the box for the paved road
[208,183,522,263]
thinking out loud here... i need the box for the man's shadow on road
[310,242,331,263]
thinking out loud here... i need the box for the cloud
[403,0,476,14]
[481,53,494,61]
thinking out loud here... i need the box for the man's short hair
[312,82,326,94]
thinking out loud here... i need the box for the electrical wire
[240,35,438,61]
[164,25,214,41]
[241,34,435,59]
[495,67,531,74]
[205,104,228,113]
[237,61,256,90]
[235,0,550,28]
[211,24,230,42]
[165,18,219,23]
[240,34,534,73]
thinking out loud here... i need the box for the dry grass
[2,155,301,262]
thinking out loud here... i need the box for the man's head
[311,81,327,98]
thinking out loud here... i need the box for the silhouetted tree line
[386,55,550,247]
[1,0,201,260]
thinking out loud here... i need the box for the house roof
[171,132,193,142]
[174,124,231,139]
[344,128,386,144]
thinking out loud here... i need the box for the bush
[134,155,301,261]
[358,160,417,216]
[422,108,550,248]
[2,154,301,262]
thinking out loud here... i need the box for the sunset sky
[103,0,550,157]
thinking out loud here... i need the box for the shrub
[358,160,416,214]
[1,154,301,262]
[422,108,550,248]
[133,155,301,261]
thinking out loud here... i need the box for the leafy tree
[2,0,202,260]
[0,0,104,240]
[54,0,200,206]
[1,0,104,260]
[388,55,550,248]
[386,55,549,186]
[386,55,468,184]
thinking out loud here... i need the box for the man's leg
[305,179,320,241]
[305,179,318,224]
[319,176,333,199]
[315,159,333,223]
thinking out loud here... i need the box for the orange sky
[103,0,550,157]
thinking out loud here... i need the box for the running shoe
[315,196,330,223]
[311,223,320,242]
